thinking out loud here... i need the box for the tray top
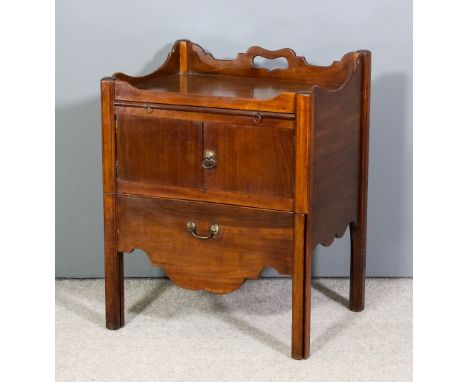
[111,40,363,113]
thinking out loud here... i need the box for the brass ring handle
[186,221,219,240]
[253,112,262,124]
[202,149,217,169]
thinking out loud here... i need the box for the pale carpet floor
[56,278,412,382]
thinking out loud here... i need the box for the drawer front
[116,195,294,293]
[203,122,294,198]
[116,114,203,188]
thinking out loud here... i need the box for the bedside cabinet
[101,40,371,360]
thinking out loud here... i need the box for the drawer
[115,110,295,211]
[116,194,294,293]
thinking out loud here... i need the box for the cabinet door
[116,114,203,188]
[203,122,294,198]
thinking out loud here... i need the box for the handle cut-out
[253,56,288,70]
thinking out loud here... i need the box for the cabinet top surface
[109,40,364,113]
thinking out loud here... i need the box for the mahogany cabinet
[101,40,371,359]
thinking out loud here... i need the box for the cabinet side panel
[309,62,365,247]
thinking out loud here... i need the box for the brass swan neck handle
[186,221,219,240]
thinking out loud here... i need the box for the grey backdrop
[56,0,412,277]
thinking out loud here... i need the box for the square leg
[105,251,124,329]
[104,194,125,329]
[349,222,366,312]
[291,214,311,359]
